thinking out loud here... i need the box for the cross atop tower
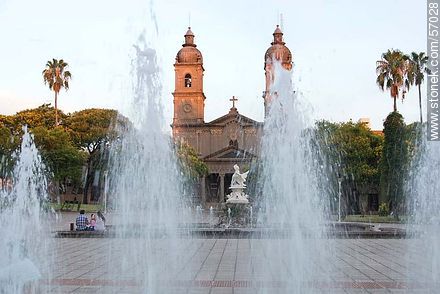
[229,96,238,109]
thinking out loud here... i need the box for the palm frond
[376,73,386,90]
[42,58,72,93]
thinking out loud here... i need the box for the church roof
[203,145,258,161]
[206,108,262,127]
[171,109,262,128]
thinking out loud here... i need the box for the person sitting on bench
[95,211,106,231]
[75,210,89,231]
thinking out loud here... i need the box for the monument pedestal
[226,185,249,204]
[218,164,253,228]
[221,185,252,227]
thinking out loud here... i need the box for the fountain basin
[0,258,41,283]
[55,222,407,239]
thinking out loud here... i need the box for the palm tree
[376,49,410,112]
[42,59,72,126]
[407,52,431,123]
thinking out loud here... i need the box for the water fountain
[106,23,189,293]
[255,61,331,292]
[407,138,440,288]
[102,8,332,292]
[208,205,215,226]
[249,205,253,227]
[0,127,53,293]
[196,204,203,222]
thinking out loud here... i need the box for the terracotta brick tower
[172,27,206,126]
[263,25,293,116]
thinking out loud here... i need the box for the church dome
[176,27,203,64]
[176,47,203,63]
[264,25,292,69]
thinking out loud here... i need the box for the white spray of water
[407,139,440,287]
[256,61,331,292]
[107,25,188,293]
[0,127,53,293]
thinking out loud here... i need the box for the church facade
[171,26,292,206]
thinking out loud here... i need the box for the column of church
[200,176,206,204]
[219,173,225,203]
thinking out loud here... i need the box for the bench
[60,200,81,211]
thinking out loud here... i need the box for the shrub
[378,202,389,216]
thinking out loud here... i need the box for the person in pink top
[89,214,96,231]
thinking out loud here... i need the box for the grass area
[51,203,104,213]
[343,214,406,224]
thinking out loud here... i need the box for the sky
[0,0,426,130]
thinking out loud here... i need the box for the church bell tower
[172,27,206,126]
[263,25,293,117]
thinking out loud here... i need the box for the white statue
[231,164,249,187]
[226,164,250,204]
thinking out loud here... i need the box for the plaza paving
[37,236,437,294]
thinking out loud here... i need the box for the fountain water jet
[256,61,331,292]
[0,127,53,293]
[407,138,440,288]
[106,21,189,293]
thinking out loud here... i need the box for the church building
[171,26,292,206]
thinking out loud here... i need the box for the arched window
[184,74,192,87]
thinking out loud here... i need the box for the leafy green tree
[66,109,119,153]
[407,52,431,123]
[0,122,19,188]
[313,120,383,214]
[14,104,66,130]
[176,142,208,179]
[32,127,86,203]
[310,120,340,214]
[65,108,122,204]
[176,142,208,205]
[0,114,17,130]
[405,122,423,159]
[42,59,72,126]
[335,122,383,186]
[379,112,408,216]
[1,106,124,204]
[376,49,410,112]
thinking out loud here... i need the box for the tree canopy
[379,111,410,215]
[315,120,383,187]
[14,104,67,131]
[66,108,120,155]
[313,120,384,214]
[407,52,431,123]
[32,126,85,182]
[177,142,208,179]
[0,105,121,202]
[376,49,410,112]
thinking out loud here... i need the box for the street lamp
[103,170,108,214]
[338,176,342,222]
[336,165,343,223]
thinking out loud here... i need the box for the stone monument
[226,164,250,204]
[217,164,253,228]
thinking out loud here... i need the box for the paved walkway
[36,237,437,294]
